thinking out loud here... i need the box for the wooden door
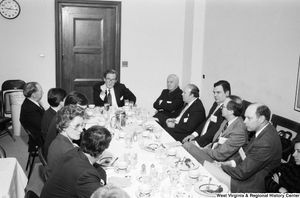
[55,0,121,103]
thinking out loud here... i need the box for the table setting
[86,104,229,197]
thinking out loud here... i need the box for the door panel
[56,0,121,103]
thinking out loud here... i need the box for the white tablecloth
[102,118,224,198]
[0,158,28,198]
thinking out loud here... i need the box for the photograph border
[294,57,300,112]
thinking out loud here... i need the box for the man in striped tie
[184,95,248,165]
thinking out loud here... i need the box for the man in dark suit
[184,95,247,165]
[153,74,184,125]
[205,103,282,193]
[40,126,111,198]
[182,80,231,147]
[20,82,45,151]
[164,84,206,141]
[43,91,89,158]
[41,88,66,140]
[93,69,136,107]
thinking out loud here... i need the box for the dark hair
[214,80,231,95]
[188,84,200,98]
[23,82,39,97]
[103,69,118,80]
[56,104,85,133]
[80,126,112,158]
[47,88,67,107]
[256,105,271,121]
[64,91,89,106]
[226,95,243,117]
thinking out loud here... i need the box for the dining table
[85,106,230,198]
[0,157,28,198]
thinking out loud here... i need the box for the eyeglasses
[105,78,117,82]
[70,123,86,131]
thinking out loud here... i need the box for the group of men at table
[18,69,283,197]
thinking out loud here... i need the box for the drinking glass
[160,186,171,198]
[130,152,138,169]
[151,176,161,193]
[168,169,180,189]
[137,134,145,148]
[129,101,134,109]
[154,128,162,142]
[125,132,133,149]
[124,99,129,106]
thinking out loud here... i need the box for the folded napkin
[107,176,132,188]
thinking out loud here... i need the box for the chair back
[25,190,39,198]
[38,147,47,166]
[1,80,25,115]
[0,146,6,158]
[271,114,300,134]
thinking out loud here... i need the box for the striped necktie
[107,89,112,106]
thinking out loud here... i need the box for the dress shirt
[100,88,118,107]
[175,98,197,124]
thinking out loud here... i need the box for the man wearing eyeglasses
[93,69,136,107]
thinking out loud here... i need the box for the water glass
[130,152,138,169]
[151,176,161,193]
[160,186,171,198]
[124,99,129,106]
[154,128,162,142]
[137,134,145,148]
[125,132,133,149]
[168,169,180,189]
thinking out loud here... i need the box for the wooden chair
[271,114,300,162]
[0,146,6,158]
[38,146,48,181]
[25,190,39,198]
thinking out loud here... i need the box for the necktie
[107,89,112,106]
[211,121,228,149]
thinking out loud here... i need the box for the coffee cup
[88,104,95,109]
[118,131,126,138]
[188,169,200,183]
[116,161,128,173]
[167,148,177,156]
[138,184,152,196]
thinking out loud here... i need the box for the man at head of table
[207,103,282,193]
[153,74,184,126]
[164,84,206,142]
[93,69,136,107]
[182,80,231,147]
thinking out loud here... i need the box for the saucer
[174,190,193,198]
[135,190,154,198]
[144,142,160,152]
[114,166,130,174]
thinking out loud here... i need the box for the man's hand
[214,161,232,167]
[166,118,175,128]
[182,135,196,143]
[100,84,107,93]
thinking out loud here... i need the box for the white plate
[170,158,199,171]
[194,180,228,197]
[114,166,130,174]
[173,190,193,198]
[135,190,154,198]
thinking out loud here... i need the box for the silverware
[110,157,118,166]
[207,177,212,190]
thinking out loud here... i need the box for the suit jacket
[222,123,282,193]
[203,117,247,162]
[20,98,45,150]
[165,98,206,141]
[153,87,184,125]
[195,102,225,147]
[43,114,58,158]
[93,82,136,107]
[41,107,56,140]
[46,134,74,177]
[40,147,105,198]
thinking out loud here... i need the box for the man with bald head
[164,84,205,141]
[153,74,184,126]
[205,103,282,193]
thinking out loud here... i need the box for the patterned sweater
[265,162,300,193]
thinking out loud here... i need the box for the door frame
[55,0,122,88]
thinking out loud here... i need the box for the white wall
[201,0,300,122]
[0,0,205,115]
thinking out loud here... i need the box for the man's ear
[258,115,266,124]
[225,91,230,96]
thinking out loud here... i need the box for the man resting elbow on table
[164,84,206,142]
[183,95,248,165]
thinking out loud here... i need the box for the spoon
[207,177,212,190]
